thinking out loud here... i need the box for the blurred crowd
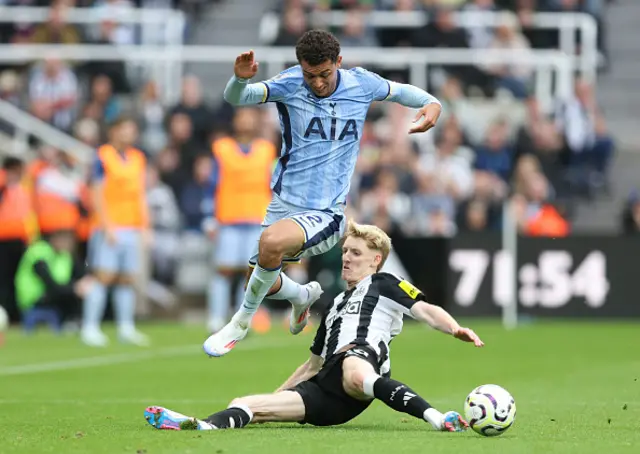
[0,0,631,325]
[0,0,218,49]
[263,0,616,238]
[266,0,612,73]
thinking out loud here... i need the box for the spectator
[335,10,378,47]
[0,70,21,107]
[29,56,78,133]
[413,7,495,96]
[0,157,32,323]
[463,0,497,50]
[481,17,533,99]
[155,146,187,198]
[358,168,411,235]
[179,154,214,232]
[83,20,131,93]
[418,119,475,202]
[0,70,21,136]
[315,0,374,11]
[146,164,181,286]
[424,205,458,237]
[14,229,93,332]
[410,174,456,236]
[473,119,514,184]
[522,117,567,196]
[554,77,613,194]
[167,112,204,178]
[138,80,167,156]
[457,198,500,232]
[85,74,122,126]
[92,0,136,45]
[589,112,615,191]
[273,6,309,46]
[168,75,214,148]
[512,171,570,237]
[30,2,81,45]
[376,0,419,48]
[73,117,102,148]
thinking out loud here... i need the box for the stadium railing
[259,10,598,83]
[0,97,93,160]
[0,6,186,104]
[0,45,575,116]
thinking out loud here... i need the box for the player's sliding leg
[206,392,305,426]
[144,406,213,431]
[342,355,469,432]
[144,391,305,431]
[203,220,319,357]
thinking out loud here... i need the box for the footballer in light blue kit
[204,29,443,357]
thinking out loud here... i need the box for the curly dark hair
[295,29,341,66]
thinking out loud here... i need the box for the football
[464,384,516,436]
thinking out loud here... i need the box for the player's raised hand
[453,327,484,347]
[408,103,442,134]
[234,50,259,79]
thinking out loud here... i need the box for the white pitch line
[0,338,292,377]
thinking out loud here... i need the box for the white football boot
[289,281,323,335]
[202,314,250,357]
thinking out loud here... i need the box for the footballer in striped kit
[145,221,485,433]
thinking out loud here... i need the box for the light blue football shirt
[224,65,440,210]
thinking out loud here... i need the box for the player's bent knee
[259,221,304,258]
[342,369,367,398]
[259,228,287,255]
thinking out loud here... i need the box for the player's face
[300,56,342,98]
[341,236,382,284]
[233,108,259,138]
[116,121,138,146]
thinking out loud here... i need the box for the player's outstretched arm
[383,80,442,134]
[223,50,269,106]
[410,301,484,347]
[275,354,323,392]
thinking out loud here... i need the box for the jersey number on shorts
[304,215,323,227]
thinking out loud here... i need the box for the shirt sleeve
[354,67,392,102]
[261,66,302,102]
[224,66,301,105]
[33,260,75,298]
[374,272,427,315]
[90,156,105,183]
[386,81,442,108]
[223,76,269,105]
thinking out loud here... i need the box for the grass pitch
[0,319,638,454]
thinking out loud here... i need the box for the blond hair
[345,220,392,272]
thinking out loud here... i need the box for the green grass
[0,320,638,454]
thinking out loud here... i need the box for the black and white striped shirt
[310,272,426,376]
